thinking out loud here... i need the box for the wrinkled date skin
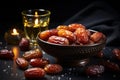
[19,38,30,51]
[16,57,29,69]
[30,58,50,68]
[23,49,43,61]
[90,32,103,43]
[0,49,14,59]
[68,23,86,32]
[74,28,89,44]
[58,29,76,44]
[56,25,69,30]
[112,48,120,60]
[85,65,104,76]
[95,51,104,58]
[48,35,69,45]
[24,67,45,79]
[44,64,63,74]
[39,29,58,41]
[39,30,51,41]
[100,60,120,73]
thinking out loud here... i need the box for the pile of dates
[84,48,120,77]
[15,49,63,79]
[1,48,120,78]
[39,23,105,45]
[0,37,63,79]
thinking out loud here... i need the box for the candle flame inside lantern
[34,11,39,17]
[34,11,40,27]
[35,11,38,15]
[11,28,19,35]
[35,19,39,25]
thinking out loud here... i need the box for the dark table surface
[0,24,120,80]
[0,45,120,80]
[0,39,120,80]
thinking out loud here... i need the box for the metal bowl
[37,29,106,65]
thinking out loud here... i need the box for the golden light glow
[35,19,39,25]
[34,18,39,27]
[12,46,20,60]
[24,20,28,26]
[12,46,20,74]
[11,28,19,35]
[35,11,39,17]
[35,11,38,15]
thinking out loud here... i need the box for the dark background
[0,0,120,28]
[0,0,120,39]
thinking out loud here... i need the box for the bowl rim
[37,29,107,47]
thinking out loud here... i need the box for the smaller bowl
[37,29,106,65]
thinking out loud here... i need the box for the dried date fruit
[86,29,91,37]
[90,32,103,43]
[16,57,29,69]
[58,29,76,44]
[39,30,51,41]
[47,35,69,45]
[44,64,63,74]
[30,58,50,68]
[56,25,69,30]
[100,60,120,72]
[86,40,94,45]
[112,48,120,60]
[49,29,58,36]
[0,49,14,59]
[39,29,59,41]
[95,51,104,58]
[68,23,86,32]
[74,28,89,44]
[39,23,106,46]
[24,67,45,79]
[19,38,30,51]
[23,49,43,60]
[85,65,104,76]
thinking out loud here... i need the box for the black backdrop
[0,0,120,41]
[0,0,120,26]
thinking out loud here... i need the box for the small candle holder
[4,28,25,45]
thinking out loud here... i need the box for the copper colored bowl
[37,29,106,65]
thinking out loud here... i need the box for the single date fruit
[39,30,51,41]
[23,49,43,60]
[85,65,104,76]
[30,58,50,68]
[95,51,104,58]
[112,48,120,60]
[19,38,30,51]
[24,67,45,79]
[0,49,14,59]
[90,32,103,43]
[16,57,29,69]
[68,23,86,32]
[44,64,63,74]
[58,29,76,43]
[56,25,69,30]
[74,28,89,44]
[47,35,69,45]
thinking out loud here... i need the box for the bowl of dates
[37,23,107,64]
